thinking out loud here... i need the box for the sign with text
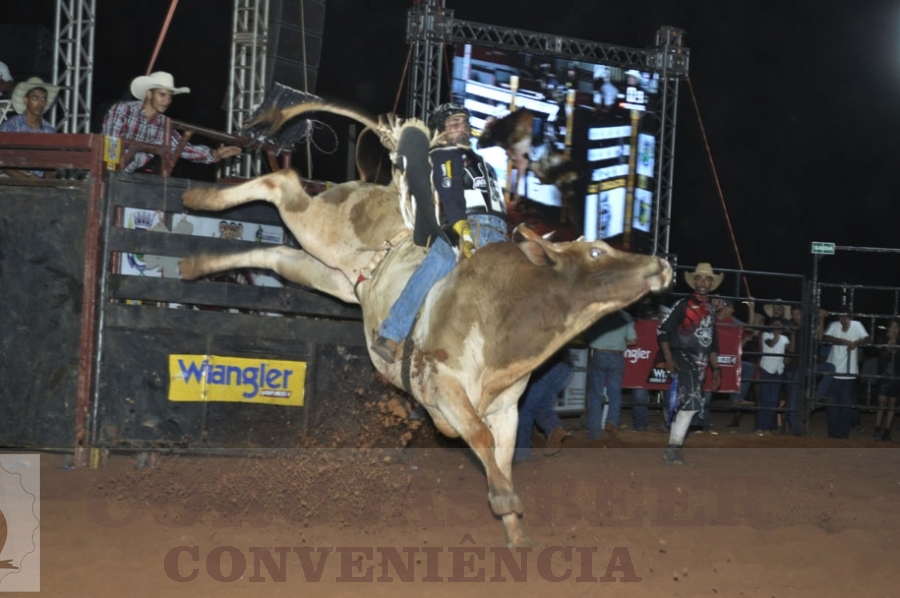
[622,320,742,392]
[811,241,835,255]
[168,355,306,406]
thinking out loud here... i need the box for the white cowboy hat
[11,77,60,114]
[130,71,190,99]
[684,262,723,291]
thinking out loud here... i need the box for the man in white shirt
[822,315,870,438]
[755,317,793,433]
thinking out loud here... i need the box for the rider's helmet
[428,102,470,134]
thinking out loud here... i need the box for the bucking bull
[179,101,673,547]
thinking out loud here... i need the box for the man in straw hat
[102,71,240,173]
[0,76,60,179]
[656,262,722,465]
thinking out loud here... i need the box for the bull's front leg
[180,245,358,305]
[424,379,532,548]
[484,398,536,549]
[182,169,306,214]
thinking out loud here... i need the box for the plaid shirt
[102,100,215,172]
[0,114,57,177]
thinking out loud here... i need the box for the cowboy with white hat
[656,262,723,466]
[101,71,240,173]
[0,77,61,178]
[684,262,723,292]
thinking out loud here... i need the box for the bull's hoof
[501,513,537,548]
[507,532,538,549]
[178,258,200,281]
[489,491,524,516]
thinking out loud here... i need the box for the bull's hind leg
[180,245,357,304]
[182,169,307,214]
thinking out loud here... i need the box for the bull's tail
[248,100,437,154]
[248,101,381,134]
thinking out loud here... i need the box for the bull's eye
[589,247,604,259]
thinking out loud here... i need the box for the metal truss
[649,26,689,257]
[52,0,96,133]
[225,0,270,179]
[405,0,452,122]
[449,19,653,70]
[405,5,690,255]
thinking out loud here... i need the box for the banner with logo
[622,320,742,392]
[168,355,306,406]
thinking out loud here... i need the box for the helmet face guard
[428,102,470,133]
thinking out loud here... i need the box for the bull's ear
[517,240,555,266]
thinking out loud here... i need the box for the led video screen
[449,43,660,251]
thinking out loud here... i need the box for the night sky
[10,0,900,306]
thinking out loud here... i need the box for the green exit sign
[811,242,835,255]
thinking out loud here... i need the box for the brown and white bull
[179,104,672,547]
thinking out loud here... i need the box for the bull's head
[512,223,672,306]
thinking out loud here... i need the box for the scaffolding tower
[52,0,96,133]
[404,0,689,256]
[225,0,270,179]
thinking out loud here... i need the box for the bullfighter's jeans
[587,350,625,438]
[515,355,573,462]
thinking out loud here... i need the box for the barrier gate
[0,134,421,461]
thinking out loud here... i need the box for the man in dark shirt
[657,262,722,465]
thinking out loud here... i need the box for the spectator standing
[657,263,722,465]
[102,71,241,174]
[755,317,794,434]
[0,77,59,179]
[514,351,573,462]
[630,299,670,431]
[822,314,870,438]
[782,306,836,434]
[585,310,637,438]
[873,318,899,441]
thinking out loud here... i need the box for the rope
[146,0,180,75]
[300,0,313,178]
[686,75,752,298]
[303,119,339,155]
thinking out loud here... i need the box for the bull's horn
[512,223,542,242]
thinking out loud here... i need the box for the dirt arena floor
[23,406,899,597]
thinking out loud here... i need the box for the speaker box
[266,0,325,94]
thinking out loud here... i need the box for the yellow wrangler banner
[168,355,306,406]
